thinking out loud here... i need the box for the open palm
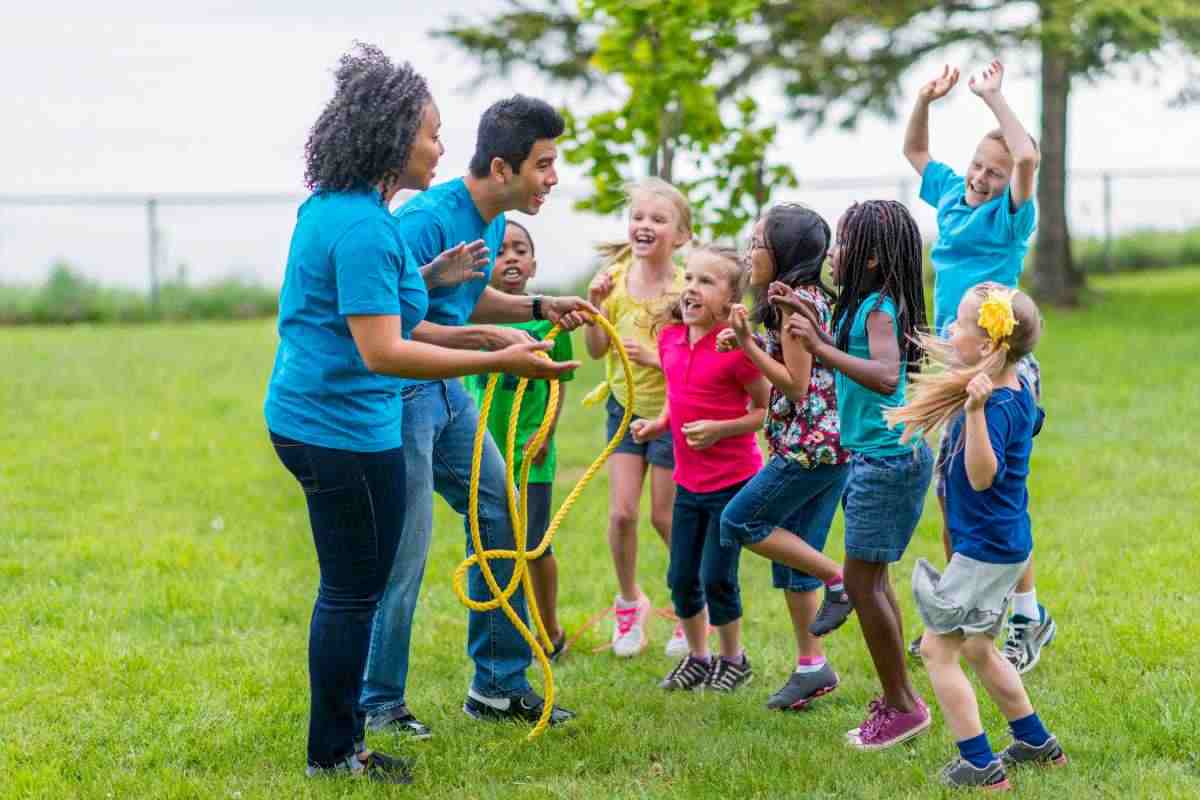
[919,65,960,102]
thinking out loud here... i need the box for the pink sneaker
[664,623,689,658]
[848,697,931,750]
[611,595,649,657]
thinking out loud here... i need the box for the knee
[609,506,639,534]
[960,635,997,667]
[919,630,959,666]
[651,509,673,538]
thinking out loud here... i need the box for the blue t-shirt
[265,190,429,452]
[394,177,506,328]
[920,160,1037,336]
[943,379,1044,564]
[835,293,911,458]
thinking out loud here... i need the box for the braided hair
[751,203,833,332]
[831,200,928,371]
[303,42,431,192]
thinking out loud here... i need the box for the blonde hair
[649,244,744,338]
[885,282,1042,443]
[595,177,694,265]
[984,128,1040,155]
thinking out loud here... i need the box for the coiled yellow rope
[452,313,634,740]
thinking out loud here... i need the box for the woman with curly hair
[264,43,577,784]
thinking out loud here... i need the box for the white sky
[2,2,1198,290]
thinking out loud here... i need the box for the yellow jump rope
[452,313,635,740]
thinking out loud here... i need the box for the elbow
[1015,149,1039,170]
[360,350,386,375]
[876,375,899,396]
[967,472,995,492]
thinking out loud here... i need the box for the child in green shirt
[465,220,575,659]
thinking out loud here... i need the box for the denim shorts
[936,353,1042,498]
[605,395,674,469]
[720,456,851,592]
[525,482,553,560]
[842,443,933,563]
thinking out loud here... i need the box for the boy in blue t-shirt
[902,59,1055,673]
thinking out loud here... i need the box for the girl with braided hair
[775,199,934,750]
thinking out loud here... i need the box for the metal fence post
[1102,173,1114,273]
[146,196,160,308]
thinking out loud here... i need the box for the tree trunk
[1033,36,1083,305]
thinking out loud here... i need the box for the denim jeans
[720,456,851,592]
[668,481,748,627]
[270,432,406,769]
[361,379,531,715]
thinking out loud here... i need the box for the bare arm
[904,65,959,176]
[962,374,999,490]
[728,304,810,401]
[584,270,615,359]
[786,307,901,396]
[470,287,598,331]
[347,315,577,381]
[971,60,1039,209]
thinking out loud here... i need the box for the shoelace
[859,702,899,740]
[1002,622,1029,659]
[614,605,640,636]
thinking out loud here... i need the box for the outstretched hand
[919,64,960,103]
[424,239,488,290]
[969,60,1004,98]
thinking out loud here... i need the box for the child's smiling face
[680,251,737,330]
[491,223,536,294]
[964,136,1013,207]
[628,192,687,261]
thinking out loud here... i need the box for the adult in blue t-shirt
[263,47,576,783]
[361,96,596,733]
[902,61,1055,677]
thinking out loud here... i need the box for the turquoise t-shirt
[921,160,1037,335]
[463,320,575,484]
[835,293,911,458]
[265,189,429,452]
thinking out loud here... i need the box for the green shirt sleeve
[551,329,575,382]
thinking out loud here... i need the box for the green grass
[2,268,1197,799]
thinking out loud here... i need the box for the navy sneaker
[463,689,576,726]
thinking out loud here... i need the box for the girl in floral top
[717,204,853,712]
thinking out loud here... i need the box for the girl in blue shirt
[264,44,576,784]
[888,284,1066,791]
[776,199,934,751]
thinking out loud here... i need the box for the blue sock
[1010,712,1050,747]
[956,732,996,769]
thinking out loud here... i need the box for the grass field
[1,268,1197,799]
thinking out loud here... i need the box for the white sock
[1012,590,1039,621]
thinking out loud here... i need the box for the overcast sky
[3,2,1197,289]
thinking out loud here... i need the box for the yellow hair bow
[977,289,1018,346]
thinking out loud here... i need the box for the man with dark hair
[361,95,593,736]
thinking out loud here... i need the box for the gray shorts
[912,553,1029,638]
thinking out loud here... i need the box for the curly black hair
[304,42,431,192]
[468,95,565,178]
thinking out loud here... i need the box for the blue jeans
[361,379,531,715]
[842,444,934,563]
[668,481,747,627]
[270,432,406,768]
[721,456,851,592]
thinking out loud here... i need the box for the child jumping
[631,245,769,692]
[715,204,854,711]
[464,220,575,661]
[903,60,1054,673]
[585,178,692,658]
[888,284,1066,790]
[776,200,933,750]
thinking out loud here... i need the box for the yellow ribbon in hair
[977,289,1018,346]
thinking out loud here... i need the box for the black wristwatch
[530,295,545,321]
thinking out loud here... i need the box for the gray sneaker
[1002,605,1057,674]
[707,655,753,692]
[999,735,1068,768]
[766,663,839,711]
[659,655,712,691]
[938,757,1011,791]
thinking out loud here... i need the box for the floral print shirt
[764,286,849,468]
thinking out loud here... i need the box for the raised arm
[776,294,901,396]
[904,65,959,176]
[728,304,812,402]
[970,60,1039,209]
[584,269,616,359]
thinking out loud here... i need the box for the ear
[674,230,692,249]
[489,156,511,183]
[529,259,538,277]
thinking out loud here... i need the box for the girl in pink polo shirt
[631,245,770,693]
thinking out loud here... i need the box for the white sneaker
[664,622,689,658]
[611,595,649,657]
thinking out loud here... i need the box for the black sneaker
[547,632,568,663]
[765,663,838,710]
[809,586,854,637]
[999,735,1068,768]
[462,690,576,726]
[365,704,432,740]
[306,750,413,785]
[707,655,753,692]
[938,757,1010,790]
[659,655,712,691]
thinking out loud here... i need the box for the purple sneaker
[847,697,931,750]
